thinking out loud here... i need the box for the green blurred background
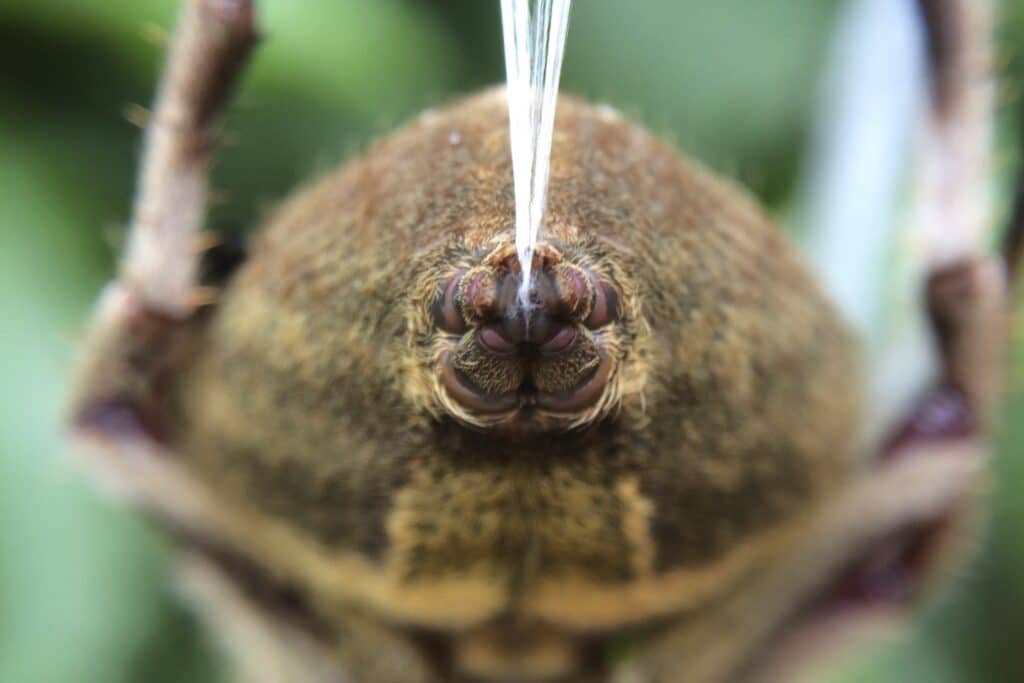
[1,1,1022,681]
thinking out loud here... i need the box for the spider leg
[881,0,1001,436]
[70,0,260,501]
[1001,121,1024,282]
[736,267,1006,682]
[912,0,996,269]
[176,547,440,683]
[800,0,998,445]
[623,2,1008,680]
[178,553,348,683]
[876,0,1006,507]
[736,2,1008,679]
[616,444,981,683]
[121,0,258,319]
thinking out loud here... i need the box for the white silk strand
[500,0,573,310]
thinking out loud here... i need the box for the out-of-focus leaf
[563,0,842,202]
[0,127,215,681]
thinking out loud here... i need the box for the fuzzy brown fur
[126,89,865,680]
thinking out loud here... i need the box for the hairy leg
[619,1,1013,680]
[72,0,259,457]
[122,0,257,318]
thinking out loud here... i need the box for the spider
[68,0,1021,681]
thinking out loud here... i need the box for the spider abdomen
[173,89,863,680]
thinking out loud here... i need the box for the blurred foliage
[0,1,1022,681]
